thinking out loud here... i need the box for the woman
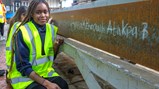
[6,6,27,76]
[8,0,68,89]
[6,6,27,87]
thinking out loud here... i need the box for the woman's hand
[43,80,61,89]
[55,38,64,46]
[54,38,64,59]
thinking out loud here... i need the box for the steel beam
[51,0,159,71]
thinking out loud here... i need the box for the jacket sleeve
[15,30,33,77]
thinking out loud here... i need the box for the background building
[46,0,61,10]
[4,0,62,12]
[2,0,94,21]
[3,0,29,21]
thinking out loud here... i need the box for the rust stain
[51,0,159,71]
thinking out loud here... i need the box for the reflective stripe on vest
[31,56,54,66]
[23,23,36,62]
[11,77,31,84]
[51,25,55,42]
[0,15,3,18]
[11,70,57,84]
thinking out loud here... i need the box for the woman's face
[20,13,26,22]
[32,2,49,25]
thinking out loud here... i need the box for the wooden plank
[51,0,159,71]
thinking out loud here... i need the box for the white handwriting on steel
[142,23,149,40]
[70,19,151,41]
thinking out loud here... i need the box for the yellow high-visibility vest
[6,22,20,72]
[8,21,59,89]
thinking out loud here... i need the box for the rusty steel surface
[51,0,159,71]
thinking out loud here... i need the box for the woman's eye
[35,11,48,14]
[44,11,48,14]
[35,11,41,14]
